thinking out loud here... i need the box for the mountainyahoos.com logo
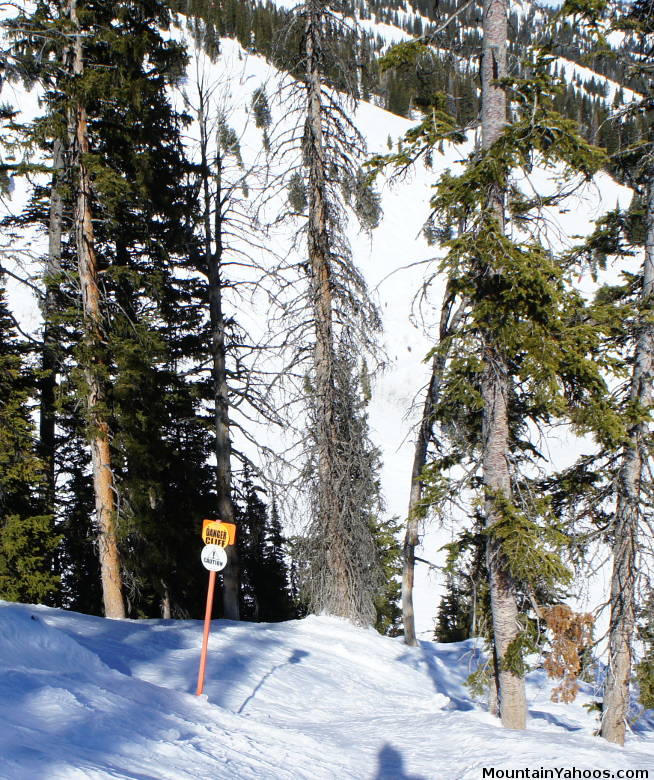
[482,769,648,779]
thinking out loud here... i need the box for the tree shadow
[373,744,427,780]
[38,605,295,710]
[529,709,584,731]
[395,641,477,712]
[237,648,310,714]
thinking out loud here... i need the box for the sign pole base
[196,569,217,696]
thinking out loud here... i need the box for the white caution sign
[201,544,227,572]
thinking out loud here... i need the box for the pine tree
[600,174,653,743]
[598,0,654,746]
[6,0,215,618]
[260,500,296,622]
[476,0,528,730]
[435,527,488,643]
[0,279,59,604]
[251,85,272,150]
[435,575,473,643]
[371,12,618,728]
[4,0,81,610]
[237,473,295,622]
[40,135,66,519]
[68,0,125,618]
[80,0,214,619]
[373,512,403,637]
[276,0,384,625]
[555,0,654,744]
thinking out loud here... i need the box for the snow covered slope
[2,25,635,638]
[1,601,653,779]
[172,36,635,639]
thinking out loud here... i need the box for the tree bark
[70,0,125,619]
[402,287,463,646]
[480,0,527,729]
[600,169,654,744]
[402,356,439,646]
[40,137,65,511]
[161,582,172,620]
[198,95,239,620]
[482,362,526,729]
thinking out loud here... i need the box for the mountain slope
[1,15,636,635]
[1,600,653,779]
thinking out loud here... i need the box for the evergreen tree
[598,0,654,746]
[261,500,297,622]
[476,0,527,729]
[251,85,272,150]
[372,14,620,728]
[81,0,215,619]
[554,0,654,744]
[287,171,308,214]
[0,279,59,604]
[332,348,400,634]
[68,0,125,618]
[372,512,403,637]
[6,0,217,617]
[435,574,473,643]
[236,472,295,622]
[435,527,488,643]
[272,0,384,626]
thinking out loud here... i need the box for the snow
[1,600,652,779]
[0,22,639,640]
[554,55,642,106]
[0,0,650,715]
[0,7,653,775]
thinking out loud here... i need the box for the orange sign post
[196,520,237,696]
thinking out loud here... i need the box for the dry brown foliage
[543,604,594,703]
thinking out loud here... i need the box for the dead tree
[402,284,465,646]
[266,0,383,624]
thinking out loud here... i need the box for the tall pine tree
[0,279,59,604]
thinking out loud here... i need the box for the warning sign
[201,544,227,572]
[202,519,236,547]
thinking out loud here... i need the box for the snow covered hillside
[1,601,653,779]
[164,34,635,639]
[2,17,636,637]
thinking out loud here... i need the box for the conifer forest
[4,0,654,749]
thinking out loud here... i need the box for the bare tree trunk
[480,0,526,729]
[212,146,239,621]
[70,0,125,619]
[40,137,65,511]
[600,169,654,744]
[198,96,239,620]
[482,364,526,728]
[402,357,437,646]
[161,582,172,619]
[402,287,463,646]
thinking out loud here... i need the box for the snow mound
[1,602,653,778]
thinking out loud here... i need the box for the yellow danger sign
[202,519,236,547]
